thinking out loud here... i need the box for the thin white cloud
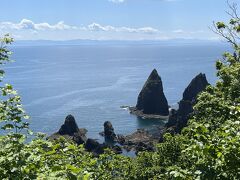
[0,19,160,34]
[0,19,77,31]
[0,19,214,40]
[88,23,159,34]
[88,23,115,31]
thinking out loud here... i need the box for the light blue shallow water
[4,43,228,139]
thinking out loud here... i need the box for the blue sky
[0,0,232,40]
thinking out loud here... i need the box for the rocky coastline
[49,69,210,156]
[128,106,169,120]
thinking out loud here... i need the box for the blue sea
[4,42,228,139]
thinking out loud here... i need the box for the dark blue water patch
[2,43,230,139]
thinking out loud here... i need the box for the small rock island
[48,114,87,144]
[130,69,169,119]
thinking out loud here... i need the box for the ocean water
[4,43,228,139]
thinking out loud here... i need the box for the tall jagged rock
[166,73,209,132]
[182,73,209,102]
[136,69,169,116]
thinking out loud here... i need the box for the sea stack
[103,121,117,142]
[58,115,80,136]
[136,69,169,116]
[49,115,87,145]
[166,73,209,132]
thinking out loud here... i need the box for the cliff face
[136,69,169,116]
[166,73,209,132]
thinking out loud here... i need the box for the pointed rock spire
[166,73,209,132]
[182,73,209,102]
[136,69,169,116]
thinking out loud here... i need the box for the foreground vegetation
[0,6,240,180]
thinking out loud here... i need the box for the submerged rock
[131,69,169,118]
[166,73,209,133]
[49,115,87,145]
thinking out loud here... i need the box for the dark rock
[178,100,194,118]
[166,109,178,128]
[175,100,194,132]
[117,129,159,152]
[85,138,122,155]
[112,145,122,154]
[124,129,153,144]
[182,73,209,102]
[117,134,125,145]
[136,69,169,116]
[85,138,100,151]
[104,121,117,142]
[58,115,80,135]
[49,115,87,145]
[129,106,169,120]
[85,139,105,155]
[159,133,164,143]
[72,131,87,145]
[135,142,154,154]
[166,73,209,133]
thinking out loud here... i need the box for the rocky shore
[49,70,210,156]
[128,106,169,120]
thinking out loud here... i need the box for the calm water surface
[5,43,228,139]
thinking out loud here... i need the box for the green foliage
[216,22,226,29]
[0,3,240,179]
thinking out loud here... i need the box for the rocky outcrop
[49,115,87,145]
[130,69,169,119]
[99,122,156,154]
[85,138,105,155]
[85,138,122,155]
[58,115,81,135]
[117,129,157,153]
[103,121,117,142]
[50,116,122,155]
[166,73,209,133]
